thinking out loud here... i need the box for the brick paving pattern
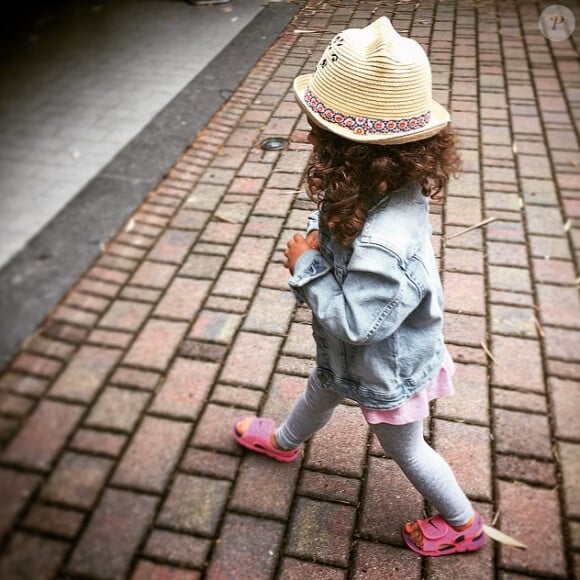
[0,0,579,578]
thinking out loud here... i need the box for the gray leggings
[276,371,474,526]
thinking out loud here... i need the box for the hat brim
[293,74,450,145]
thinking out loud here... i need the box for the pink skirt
[362,351,455,425]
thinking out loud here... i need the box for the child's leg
[275,370,343,449]
[370,420,473,526]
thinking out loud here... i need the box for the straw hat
[293,17,450,145]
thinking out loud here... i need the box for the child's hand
[306,230,319,250]
[284,233,314,273]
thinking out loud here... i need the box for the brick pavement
[0,0,579,578]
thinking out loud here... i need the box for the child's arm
[288,243,422,345]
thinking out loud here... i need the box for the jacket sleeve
[305,210,320,236]
[288,243,422,345]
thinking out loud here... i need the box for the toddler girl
[234,16,486,557]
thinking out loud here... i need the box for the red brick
[179,340,227,361]
[158,474,230,535]
[189,310,242,344]
[9,352,62,378]
[444,312,486,347]
[121,286,161,303]
[150,358,219,420]
[110,367,161,390]
[306,404,368,478]
[359,457,423,544]
[550,377,580,441]
[225,236,276,273]
[147,229,196,264]
[243,288,295,335]
[23,334,77,360]
[547,359,580,381]
[537,284,580,328]
[41,452,113,509]
[489,265,532,293]
[68,489,159,578]
[112,416,191,493]
[0,468,41,541]
[253,189,294,217]
[491,335,544,392]
[444,247,484,274]
[87,329,132,349]
[131,561,201,580]
[130,261,177,289]
[200,221,242,245]
[492,387,547,414]
[88,265,130,285]
[210,384,258,411]
[298,470,360,505]
[487,242,528,268]
[154,278,211,321]
[107,242,146,261]
[170,209,210,230]
[496,454,557,487]
[497,481,566,576]
[65,291,110,313]
[70,428,127,457]
[0,392,35,417]
[220,331,282,388]
[51,304,99,327]
[244,215,284,238]
[532,257,576,284]
[180,448,240,480]
[231,452,300,518]
[207,513,284,580]
[99,300,152,331]
[228,176,264,195]
[0,372,48,397]
[50,345,122,402]
[485,220,525,243]
[282,322,316,357]
[433,419,492,501]
[279,558,346,580]
[1,401,83,471]
[353,541,421,580]
[144,529,211,568]
[213,270,260,298]
[490,304,537,338]
[191,403,243,454]
[123,319,188,371]
[443,272,485,315]
[493,408,552,459]
[180,253,225,279]
[559,442,580,518]
[76,277,120,298]
[86,386,150,431]
[0,533,68,579]
[286,497,356,566]
[434,362,489,424]
[22,504,84,539]
[544,326,580,361]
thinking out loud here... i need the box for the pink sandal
[402,512,486,556]
[232,417,300,463]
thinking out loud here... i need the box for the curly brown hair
[305,125,461,247]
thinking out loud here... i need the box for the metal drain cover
[260,137,289,151]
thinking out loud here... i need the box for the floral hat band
[303,88,432,137]
[293,17,450,145]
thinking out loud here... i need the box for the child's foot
[402,512,486,556]
[233,416,300,463]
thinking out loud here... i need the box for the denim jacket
[288,183,445,410]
